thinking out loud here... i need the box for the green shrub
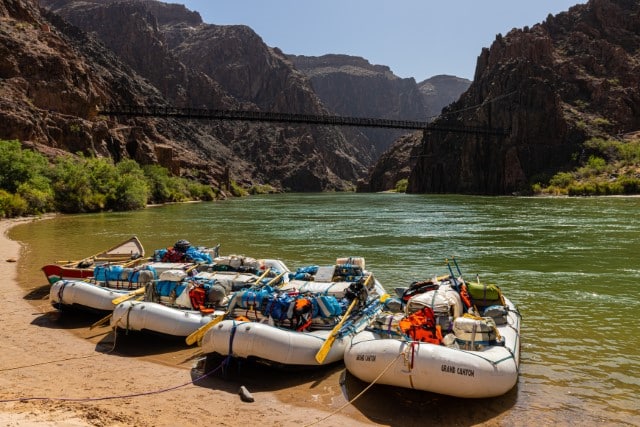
[50,155,95,213]
[568,182,596,196]
[0,189,28,217]
[395,179,408,193]
[0,139,49,193]
[142,164,193,203]
[17,177,55,214]
[187,182,215,201]
[587,155,607,172]
[618,176,640,194]
[249,184,277,195]
[549,172,574,187]
[592,117,612,128]
[229,180,248,197]
[617,140,640,165]
[113,174,149,210]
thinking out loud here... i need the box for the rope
[0,353,103,373]
[0,355,228,404]
[303,351,403,427]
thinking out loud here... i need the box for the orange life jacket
[293,298,313,331]
[189,286,207,310]
[399,306,443,345]
[459,283,473,309]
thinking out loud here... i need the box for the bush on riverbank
[0,139,215,217]
[533,137,640,196]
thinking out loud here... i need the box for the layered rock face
[418,75,472,119]
[2,0,373,192]
[290,54,470,159]
[407,0,640,194]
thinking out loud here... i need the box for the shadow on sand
[93,328,204,360]
[189,353,345,394]
[339,369,518,426]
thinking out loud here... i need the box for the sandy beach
[0,218,380,427]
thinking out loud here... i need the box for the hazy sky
[177,1,587,82]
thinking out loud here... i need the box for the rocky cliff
[2,0,372,192]
[0,0,202,170]
[418,75,472,119]
[406,0,640,194]
[290,54,470,158]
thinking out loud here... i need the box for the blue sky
[177,1,587,82]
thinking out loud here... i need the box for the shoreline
[0,218,376,427]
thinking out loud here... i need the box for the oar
[445,258,460,291]
[266,271,286,287]
[452,256,463,277]
[90,296,143,329]
[111,286,146,305]
[254,268,271,286]
[185,309,228,346]
[184,268,272,346]
[315,274,373,364]
[90,313,113,330]
[120,256,150,268]
[315,297,358,364]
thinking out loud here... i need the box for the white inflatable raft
[111,299,225,339]
[50,279,134,313]
[199,277,387,368]
[343,294,521,398]
[48,261,194,313]
[108,265,287,339]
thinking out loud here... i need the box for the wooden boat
[343,274,522,398]
[41,236,145,284]
[110,260,291,340]
[198,258,388,367]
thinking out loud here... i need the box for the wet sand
[0,218,522,426]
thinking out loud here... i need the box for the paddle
[445,258,460,291]
[120,256,150,268]
[90,313,113,330]
[315,274,374,364]
[314,297,358,364]
[185,309,228,346]
[111,286,146,305]
[452,256,464,277]
[59,236,141,266]
[184,268,272,346]
[90,296,143,329]
[266,271,286,287]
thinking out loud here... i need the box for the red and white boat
[41,236,145,284]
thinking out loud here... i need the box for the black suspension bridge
[98,105,510,137]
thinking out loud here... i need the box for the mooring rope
[0,353,227,404]
[304,351,404,427]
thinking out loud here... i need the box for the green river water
[8,193,640,425]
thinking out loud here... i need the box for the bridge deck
[99,105,510,136]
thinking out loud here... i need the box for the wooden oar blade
[90,313,112,330]
[315,297,358,364]
[185,310,228,346]
[111,286,145,305]
[315,334,337,364]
